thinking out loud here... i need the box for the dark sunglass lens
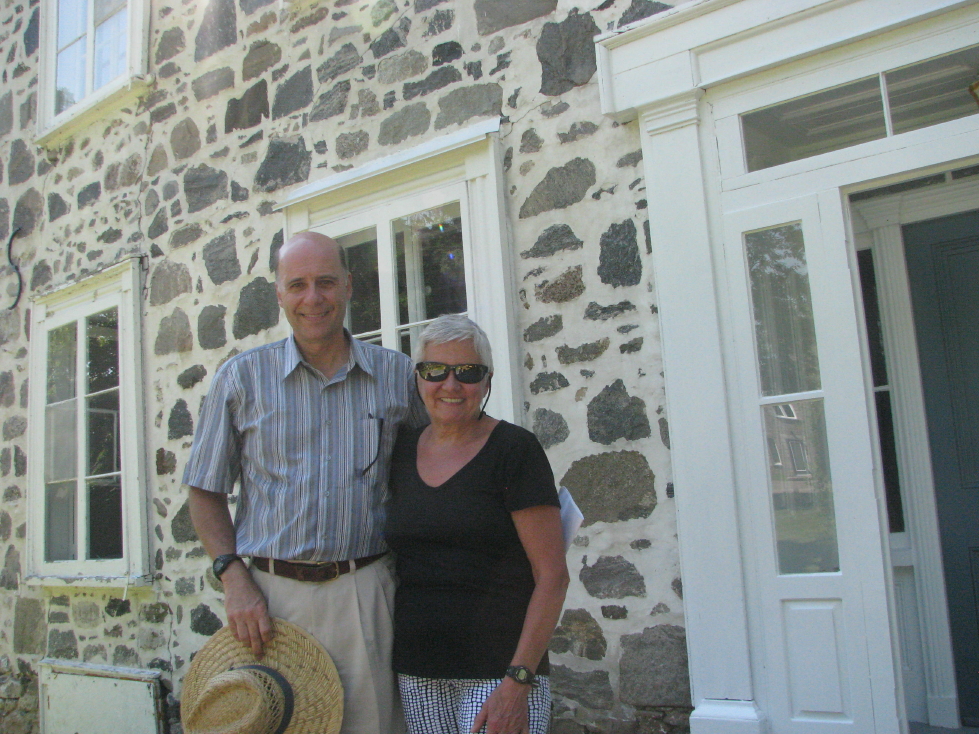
[418,363,449,381]
[454,364,487,383]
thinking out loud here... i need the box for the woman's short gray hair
[412,314,494,373]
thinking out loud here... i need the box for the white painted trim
[276,119,501,211]
[40,658,162,682]
[690,700,769,734]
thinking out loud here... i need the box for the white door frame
[597,0,979,730]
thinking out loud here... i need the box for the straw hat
[181,618,343,734]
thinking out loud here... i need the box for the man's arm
[188,486,272,656]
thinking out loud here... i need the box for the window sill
[36,74,154,149]
[23,572,154,589]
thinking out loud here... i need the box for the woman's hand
[470,677,531,734]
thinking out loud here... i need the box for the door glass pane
[47,323,77,404]
[745,223,821,396]
[87,308,119,393]
[56,39,87,114]
[394,202,466,328]
[88,389,120,476]
[88,476,123,560]
[742,76,886,171]
[94,0,126,24]
[57,0,87,48]
[338,228,381,337]
[93,8,127,90]
[886,45,979,136]
[764,399,840,574]
[45,401,78,482]
[45,480,77,561]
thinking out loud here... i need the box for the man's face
[275,236,353,349]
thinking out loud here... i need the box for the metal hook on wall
[5,227,23,310]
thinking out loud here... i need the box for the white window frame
[36,0,151,148]
[27,258,149,584]
[279,119,521,423]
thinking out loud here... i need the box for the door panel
[904,209,979,726]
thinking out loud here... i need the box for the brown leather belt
[251,552,387,583]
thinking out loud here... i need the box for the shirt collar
[281,331,376,380]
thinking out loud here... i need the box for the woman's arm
[471,504,570,734]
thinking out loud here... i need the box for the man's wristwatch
[505,665,535,685]
[212,553,243,579]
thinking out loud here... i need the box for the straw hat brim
[181,618,343,734]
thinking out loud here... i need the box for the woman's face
[417,339,490,426]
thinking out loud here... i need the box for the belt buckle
[322,562,341,581]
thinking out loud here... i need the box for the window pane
[56,38,87,114]
[764,399,840,574]
[88,389,120,476]
[338,228,381,336]
[87,308,119,393]
[742,76,886,171]
[745,223,821,396]
[886,45,979,135]
[94,8,127,90]
[45,401,78,482]
[47,323,77,403]
[45,480,77,561]
[94,0,126,24]
[57,0,87,48]
[88,476,123,560]
[394,202,466,327]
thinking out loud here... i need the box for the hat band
[237,665,295,734]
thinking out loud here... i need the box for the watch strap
[213,553,243,579]
[504,665,535,685]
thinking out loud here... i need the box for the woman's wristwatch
[505,665,535,685]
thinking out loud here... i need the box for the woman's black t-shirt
[385,420,560,679]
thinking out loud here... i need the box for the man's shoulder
[353,339,413,374]
[215,338,289,377]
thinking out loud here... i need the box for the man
[183,231,426,734]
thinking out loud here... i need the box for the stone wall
[0,1,693,731]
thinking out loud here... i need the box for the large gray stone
[241,0,275,13]
[0,91,13,138]
[620,625,692,706]
[272,66,313,119]
[225,80,269,133]
[598,219,641,287]
[0,545,19,589]
[560,450,656,526]
[156,448,177,475]
[310,81,351,122]
[529,372,569,395]
[149,260,192,306]
[171,501,198,545]
[378,103,431,146]
[202,230,241,285]
[198,306,227,350]
[48,629,79,659]
[580,555,646,598]
[370,17,411,60]
[519,128,543,154]
[524,314,563,342]
[77,181,101,209]
[243,40,281,81]
[587,379,651,445]
[104,153,142,191]
[550,608,607,660]
[8,140,34,186]
[13,598,45,654]
[254,137,311,192]
[45,192,66,222]
[178,365,208,390]
[533,408,569,449]
[618,0,672,28]
[432,41,462,66]
[337,131,370,160]
[519,158,595,219]
[195,0,237,62]
[415,0,448,10]
[190,604,223,636]
[378,50,429,84]
[183,164,228,213]
[30,261,51,290]
[521,224,583,259]
[558,121,599,144]
[535,266,584,304]
[557,338,609,364]
[233,277,279,339]
[0,372,12,407]
[434,83,502,130]
[317,43,361,84]
[155,26,185,64]
[169,118,201,160]
[168,399,193,440]
[170,223,205,249]
[155,308,193,355]
[550,665,614,710]
[537,11,601,96]
[148,209,168,239]
[584,300,636,321]
[24,8,40,56]
[3,416,25,440]
[192,67,235,101]
[404,66,461,100]
[475,0,557,36]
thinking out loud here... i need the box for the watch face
[515,669,530,683]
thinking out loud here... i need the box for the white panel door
[722,193,900,733]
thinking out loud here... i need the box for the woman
[385,314,570,734]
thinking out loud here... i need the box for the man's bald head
[274,231,347,285]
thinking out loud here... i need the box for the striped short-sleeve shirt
[182,334,428,562]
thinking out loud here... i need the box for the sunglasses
[415,362,490,384]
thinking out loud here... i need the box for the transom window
[742,44,979,171]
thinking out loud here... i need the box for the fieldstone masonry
[0,1,693,732]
